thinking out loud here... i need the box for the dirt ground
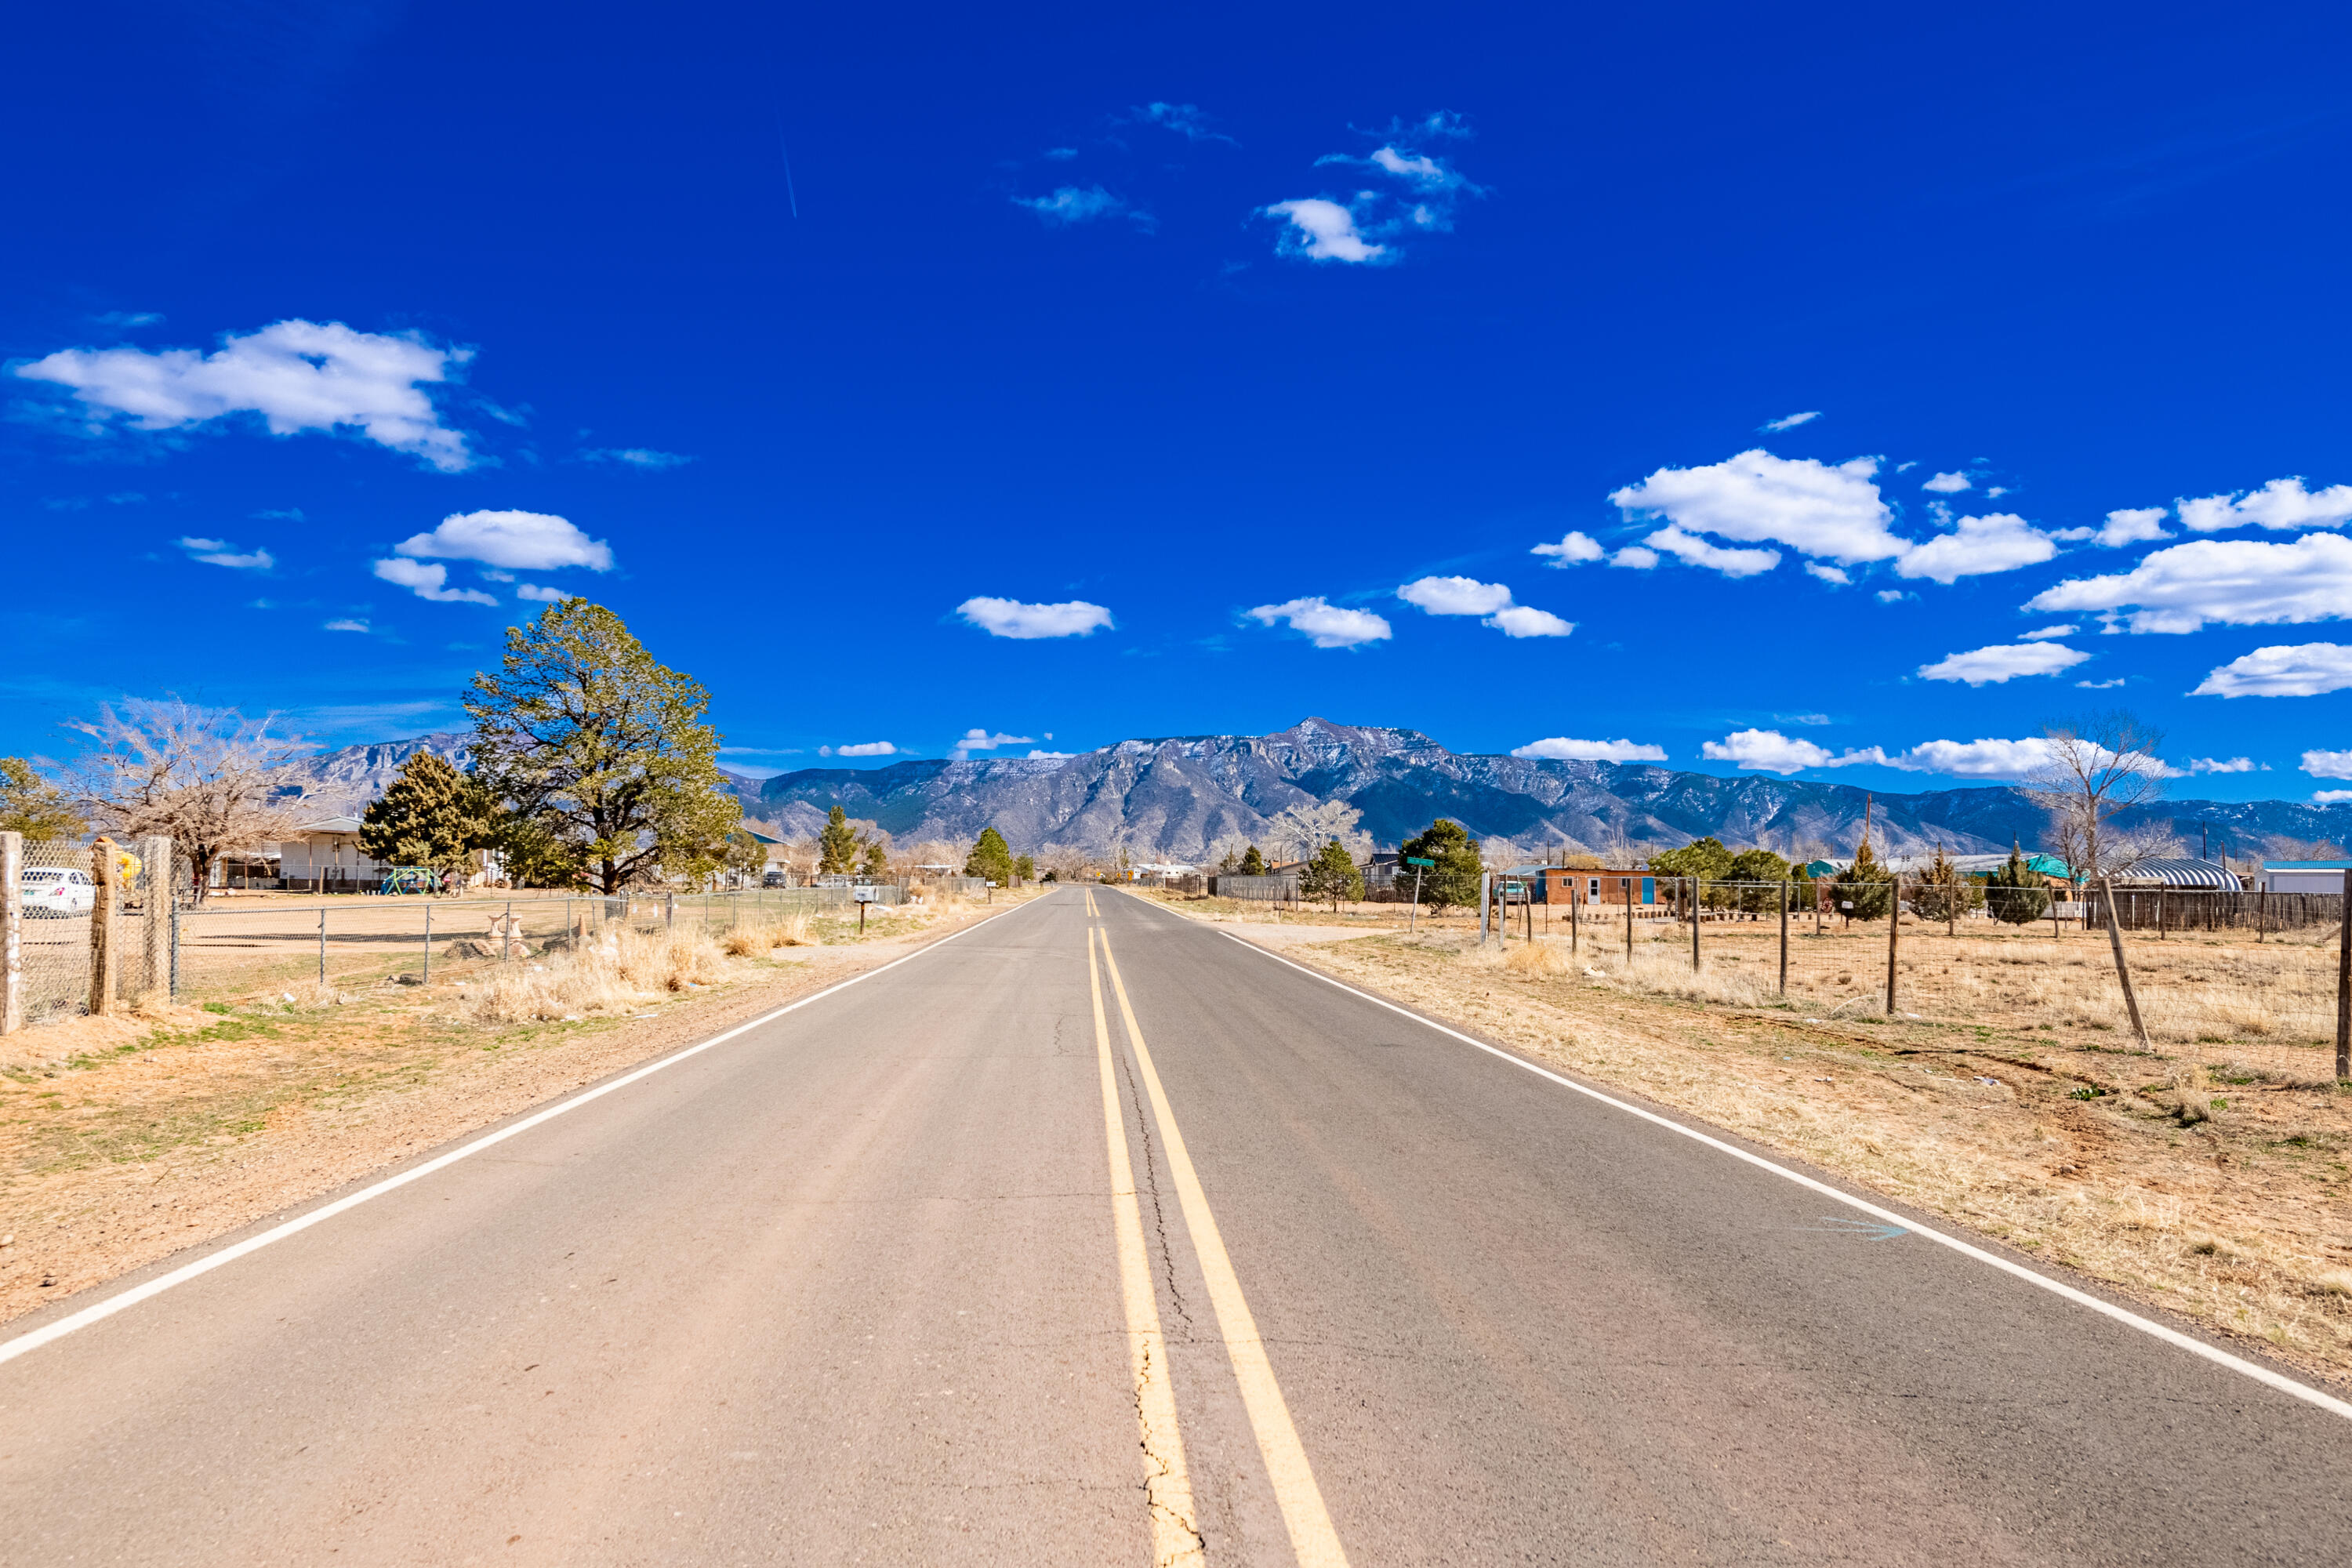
[1151,891,2352,1391]
[0,893,1033,1327]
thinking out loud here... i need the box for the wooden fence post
[89,835,118,1016]
[140,835,172,1000]
[2337,870,2350,1082]
[1690,877,1701,972]
[1884,874,1901,1016]
[1778,877,1789,996]
[2098,877,2150,1046]
[1,831,20,1034]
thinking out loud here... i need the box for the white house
[276,817,390,892]
[2256,860,2352,895]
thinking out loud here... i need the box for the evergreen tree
[1400,818,1483,911]
[464,601,737,894]
[725,829,771,884]
[1911,841,1980,930]
[1299,838,1365,911]
[1832,833,1895,920]
[358,753,495,880]
[818,805,859,874]
[1013,854,1036,882]
[1727,846,1791,913]
[1653,835,1737,912]
[964,826,1014,884]
[0,757,86,840]
[861,840,891,878]
[1238,844,1267,876]
[1987,840,2052,925]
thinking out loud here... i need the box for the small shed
[2257,860,2352,895]
[2111,858,2242,891]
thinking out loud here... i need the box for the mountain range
[277,718,2345,864]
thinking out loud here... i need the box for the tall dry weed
[461,927,731,1024]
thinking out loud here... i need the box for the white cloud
[2020,623,2077,639]
[2076,677,2127,688]
[2178,477,2352,533]
[1917,641,2090,685]
[1761,411,1820,432]
[1531,531,1603,566]
[951,728,1035,759]
[2195,643,2352,698]
[1806,563,1850,584]
[176,536,273,570]
[1364,146,1473,193]
[2314,789,2352,804]
[1642,524,1780,578]
[1610,546,1660,570]
[372,557,498,605]
[1028,749,1073,759]
[1398,575,1512,615]
[396,509,613,572]
[1013,185,1138,226]
[1262,198,1386,263]
[1133,102,1234,143]
[582,448,692,469]
[322,619,369,633]
[2052,506,2169,548]
[1702,728,1886,774]
[1485,605,1574,637]
[1922,471,1973,493]
[514,583,571,602]
[1243,596,1392,648]
[2187,756,2255,774]
[819,742,897,758]
[1611,450,1904,565]
[1511,736,1666,762]
[1893,512,2056,583]
[2304,749,2352,779]
[2028,534,2352,634]
[1887,738,2052,778]
[957,596,1115,639]
[16,319,474,470]
[1875,589,1910,603]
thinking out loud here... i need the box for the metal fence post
[1624,876,1634,963]
[504,898,514,962]
[423,901,432,985]
[169,901,180,1000]
[0,831,20,1034]
[318,906,327,987]
[1690,877,1701,972]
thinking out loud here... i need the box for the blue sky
[6,2,2351,800]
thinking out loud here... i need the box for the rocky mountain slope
[279,718,2340,861]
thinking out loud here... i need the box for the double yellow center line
[1087,909,1349,1567]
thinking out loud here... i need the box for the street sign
[1406,855,1435,868]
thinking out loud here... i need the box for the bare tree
[66,698,314,903]
[1261,800,1369,864]
[2024,711,2168,887]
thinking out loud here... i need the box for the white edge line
[0,897,1044,1368]
[1217,928,2352,1425]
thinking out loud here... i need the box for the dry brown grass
[1260,923,2352,1388]
[458,927,737,1024]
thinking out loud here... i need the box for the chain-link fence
[5,834,173,1029]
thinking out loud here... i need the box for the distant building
[2255,860,2352,894]
[2110,858,2241,891]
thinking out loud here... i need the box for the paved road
[3,887,2348,1564]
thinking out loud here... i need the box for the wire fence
[1470,873,2352,1060]
[165,884,916,1004]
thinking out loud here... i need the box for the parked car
[762,870,790,887]
[20,867,96,917]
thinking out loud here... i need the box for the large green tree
[817,806,859,874]
[1831,834,1895,921]
[0,757,86,840]
[964,826,1014,884]
[1401,818,1483,911]
[358,753,494,880]
[1238,845,1266,876]
[1986,841,2052,925]
[1299,838,1365,911]
[463,601,739,894]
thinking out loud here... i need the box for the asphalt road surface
[4,886,2349,1565]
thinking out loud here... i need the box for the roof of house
[291,816,366,835]
[2110,858,2242,889]
[2264,860,2352,870]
